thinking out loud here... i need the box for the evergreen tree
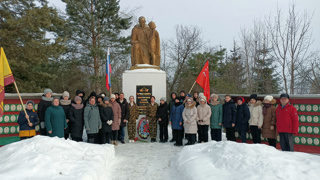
[0,0,66,92]
[61,0,132,92]
[252,46,280,94]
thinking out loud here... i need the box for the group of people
[17,89,299,151]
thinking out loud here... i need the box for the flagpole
[13,82,30,124]
[188,80,197,94]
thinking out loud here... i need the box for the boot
[111,140,114,145]
[114,141,118,146]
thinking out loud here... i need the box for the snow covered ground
[0,136,114,180]
[1,132,320,180]
[172,141,320,180]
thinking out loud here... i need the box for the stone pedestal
[122,68,166,141]
[122,69,166,104]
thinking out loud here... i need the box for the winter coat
[84,103,102,134]
[168,99,175,115]
[98,102,113,133]
[182,101,198,134]
[235,103,250,131]
[111,101,121,131]
[209,101,223,129]
[262,99,277,139]
[197,103,212,125]
[60,100,71,134]
[37,98,52,123]
[146,102,159,121]
[276,103,299,134]
[248,101,263,127]
[222,99,236,128]
[45,105,67,138]
[157,102,169,125]
[117,98,129,126]
[17,109,38,137]
[128,102,139,122]
[68,105,84,138]
[170,103,185,130]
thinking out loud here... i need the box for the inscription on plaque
[136,86,152,114]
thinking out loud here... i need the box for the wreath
[137,117,150,139]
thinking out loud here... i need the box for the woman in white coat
[182,96,198,145]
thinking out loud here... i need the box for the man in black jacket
[117,93,129,144]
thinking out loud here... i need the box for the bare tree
[267,3,313,94]
[165,25,205,94]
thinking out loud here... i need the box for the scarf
[42,96,53,101]
[72,103,84,109]
[262,103,270,115]
[60,99,71,105]
[210,101,220,106]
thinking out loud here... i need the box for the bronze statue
[130,16,160,70]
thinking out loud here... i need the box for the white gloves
[40,122,45,129]
[107,120,113,125]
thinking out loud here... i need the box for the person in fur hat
[209,94,223,141]
[248,94,263,143]
[197,96,212,143]
[262,95,277,148]
[69,96,84,142]
[182,96,198,145]
[235,96,250,143]
[98,97,113,144]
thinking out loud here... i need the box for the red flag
[196,60,210,102]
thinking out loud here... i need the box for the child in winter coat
[17,100,38,140]
[157,97,169,143]
[235,97,250,143]
[262,95,277,148]
[222,95,236,141]
[248,94,263,143]
[182,97,198,145]
[170,97,184,146]
[209,94,223,141]
[197,96,212,143]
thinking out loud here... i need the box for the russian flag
[106,48,112,91]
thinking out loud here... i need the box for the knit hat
[200,96,207,102]
[160,97,166,101]
[62,91,70,98]
[74,96,82,102]
[199,92,204,98]
[210,94,219,99]
[100,93,106,98]
[280,93,290,99]
[186,96,193,102]
[76,90,85,96]
[26,100,34,106]
[250,94,258,101]
[44,89,53,95]
[237,96,245,103]
[103,97,110,102]
[175,96,182,101]
[110,94,116,99]
[264,95,273,102]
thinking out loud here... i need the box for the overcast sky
[48,0,320,51]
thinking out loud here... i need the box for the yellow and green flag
[0,47,15,117]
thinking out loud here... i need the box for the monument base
[122,68,166,141]
[130,64,160,70]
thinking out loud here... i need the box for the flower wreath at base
[137,117,150,139]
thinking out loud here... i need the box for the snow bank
[0,136,114,180]
[172,141,320,180]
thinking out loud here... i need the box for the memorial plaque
[136,86,152,114]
